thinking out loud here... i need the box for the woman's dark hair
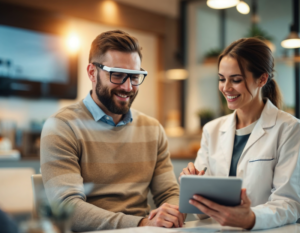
[218,38,282,109]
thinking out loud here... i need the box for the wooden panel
[0,0,168,36]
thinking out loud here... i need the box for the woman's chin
[227,103,238,111]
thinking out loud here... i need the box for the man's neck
[91,92,123,124]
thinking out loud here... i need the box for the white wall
[185,2,221,133]
[0,18,158,129]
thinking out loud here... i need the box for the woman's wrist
[244,211,256,230]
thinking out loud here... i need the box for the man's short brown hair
[89,30,142,63]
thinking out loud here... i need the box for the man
[41,30,184,231]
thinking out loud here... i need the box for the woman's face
[218,56,261,111]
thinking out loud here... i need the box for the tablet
[179,176,242,214]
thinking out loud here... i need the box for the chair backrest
[31,174,47,218]
[0,168,34,215]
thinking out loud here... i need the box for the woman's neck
[236,99,265,129]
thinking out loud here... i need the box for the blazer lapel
[219,112,236,176]
[240,99,278,159]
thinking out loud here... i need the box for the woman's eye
[233,80,242,83]
[219,78,225,82]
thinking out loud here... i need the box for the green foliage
[196,108,214,119]
[245,25,274,41]
[204,48,222,58]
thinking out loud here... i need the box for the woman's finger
[241,188,251,206]
[182,167,191,175]
[192,195,224,212]
[199,170,205,175]
[189,199,219,217]
[188,162,196,174]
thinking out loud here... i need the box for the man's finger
[161,220,173,228]
[162,213,179,228]
[178,213,185,227]
[161,204,182,227]
[164,203,179,210]
[148,209,158,220]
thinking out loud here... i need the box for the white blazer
[195,99,300,230]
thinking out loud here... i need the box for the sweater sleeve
[40,117,143,232]
[149,124,180,207]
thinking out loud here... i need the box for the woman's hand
[178,163,205,183]
[189,188,256,229]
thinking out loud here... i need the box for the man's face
[94,50,141,115]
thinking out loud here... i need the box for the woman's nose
[223,80,232,92]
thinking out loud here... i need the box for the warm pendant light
[165,69,189,80]
[281,25,300,49]
[207,0,239,9]
[236,0,250,14]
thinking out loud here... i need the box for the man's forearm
[67,198,144,231]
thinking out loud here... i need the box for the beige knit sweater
[40,101,179,232]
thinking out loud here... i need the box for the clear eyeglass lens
[111,72,144,85]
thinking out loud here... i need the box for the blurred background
[0,0,299,227]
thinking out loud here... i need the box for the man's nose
[120,77,133,92]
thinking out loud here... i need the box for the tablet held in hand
[179,176,242,214]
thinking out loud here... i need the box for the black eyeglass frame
[92,62,147,86]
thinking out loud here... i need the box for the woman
[180,38,300,230]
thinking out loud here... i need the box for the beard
[95,72,138,115]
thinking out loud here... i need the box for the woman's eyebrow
[218,73,243,77]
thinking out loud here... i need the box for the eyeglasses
[92,62,147,86]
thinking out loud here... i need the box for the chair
[0,168,34,215]
[31,174,48,218]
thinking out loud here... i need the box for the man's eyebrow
[218,73,243,77]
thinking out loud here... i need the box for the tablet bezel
[179,176,242,214]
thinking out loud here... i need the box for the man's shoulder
[50,101,90,122]
[131,109,161,127]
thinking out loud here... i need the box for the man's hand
[189,188,256,229]
[138,203,185,228]
[179,162,205,183]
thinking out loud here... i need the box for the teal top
[229,120,258,176]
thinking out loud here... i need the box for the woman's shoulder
[276,109,300,130]
[202,113,233,133]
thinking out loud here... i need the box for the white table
[81,218,300,233]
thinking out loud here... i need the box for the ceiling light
[207,0,239,9]
[281,25,300,49]
[66,33,80,53]
[236,1,250,14]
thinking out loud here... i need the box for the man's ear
[258,73,268,87]
[87,63,96,83]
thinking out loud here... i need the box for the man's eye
[112,73,125,78]
[131,75,139,80]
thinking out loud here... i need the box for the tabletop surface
[80,218,300,233]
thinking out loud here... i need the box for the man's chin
[112,102,131,114]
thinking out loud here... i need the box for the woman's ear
[258,73,269,87]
